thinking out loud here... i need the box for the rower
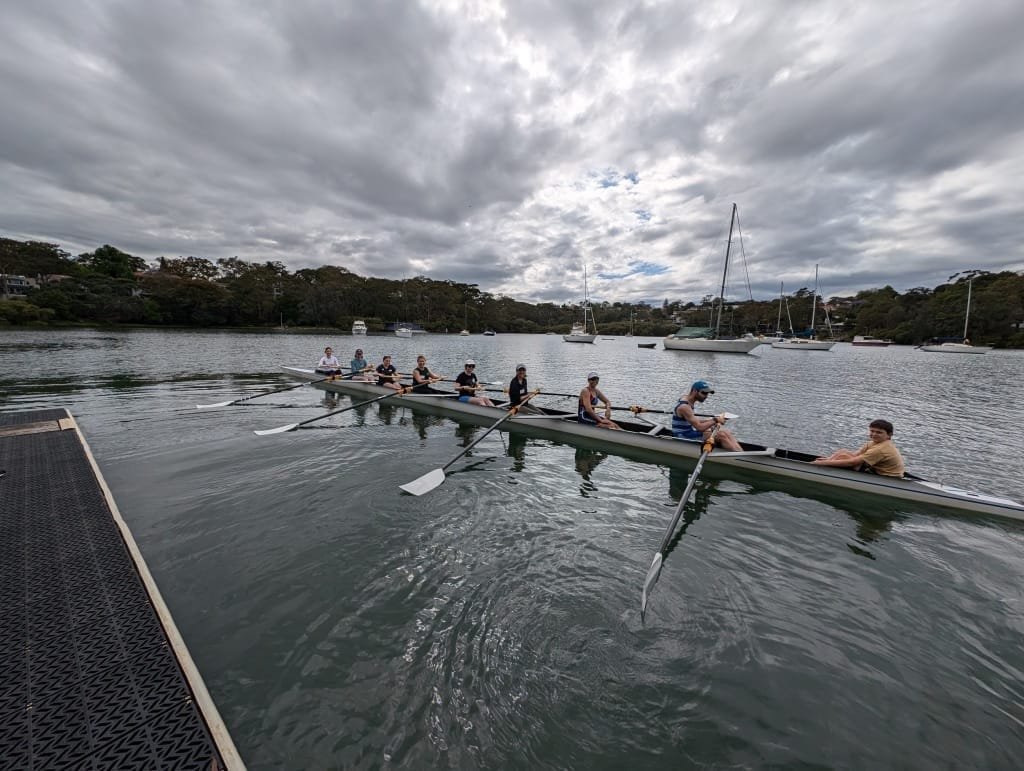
[316,346,342,376]
[671,380,742,450]
[350,348,372,380]
[455,360,496,406]
[811,419,905,477]
[578,372,621,429]
[411,354,446,394]
[375,355,402,390]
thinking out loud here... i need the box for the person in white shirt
[316,347,342,375]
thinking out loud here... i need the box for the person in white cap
[350,348,372,380]
[508,363,530,407]
[455,359,495,406]
[578,372,621,429]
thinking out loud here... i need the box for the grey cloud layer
[2,0,1022,304]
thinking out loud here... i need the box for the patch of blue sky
[634,208,652,222]
[592,168,640,188]
[597,261,669,280]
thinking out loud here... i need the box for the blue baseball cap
[691,380,714,394]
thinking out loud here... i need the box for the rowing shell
[278,366,1024,521]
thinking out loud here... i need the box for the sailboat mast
[776,281,783,332]
[715,203,738,334]
[963,278,973,340]
[810,264,819,337]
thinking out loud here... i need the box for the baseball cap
[465,359,475,366]
[587,371,600,380]
[691,380,714,393]
[516,363,526,371]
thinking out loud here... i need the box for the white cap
[587,371,599,379]
[465,359,475,366]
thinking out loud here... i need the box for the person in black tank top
[412,355,447,394]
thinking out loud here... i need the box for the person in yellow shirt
[811,419,905,477]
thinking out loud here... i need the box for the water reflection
[574,448,608,497]
[506,433,528,472]
[454,422,479,448]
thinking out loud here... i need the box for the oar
[196,369,370,409]
[253,384,415,435]
[641,422,723,616]
[399,390,540,495]
[629,406,739,420]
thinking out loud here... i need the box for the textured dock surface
[0,408,242,770]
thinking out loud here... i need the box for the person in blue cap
[671,380,741,450]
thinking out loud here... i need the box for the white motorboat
[394,325,413,338]
[351,320,367,336]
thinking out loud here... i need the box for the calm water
[2,328,1023,769]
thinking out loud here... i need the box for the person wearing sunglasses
[811,419,905,477]
[578,372,621,430]
[671,380,741,450]
[350,348,372,380]
[455,360,496,406]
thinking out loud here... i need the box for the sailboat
[920,278,991,354]
[459,302,470,335]
[563,266,598,343]
[663,203,760,354]
[761,282,789,344]
[771,265,836,351]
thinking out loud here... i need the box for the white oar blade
[196,401,235,409]
[253,423,299,436]
[641,553,663,615]
[399,468,446,496]
[722,412,739,420]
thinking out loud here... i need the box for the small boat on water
[351,320,367,336]
[771,265,836,351]
[394,325,413,338]
[638,342,657,349]
[852,335,892,347]
[564,266,598,343]
[483,329,496,336]
[459,329,471,336]
[663,204,759,355]
[277,366,1024,521]
[920,278,991,354]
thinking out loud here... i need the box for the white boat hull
[852,336,891,346]
[663,336,760,354]
[351,321,367,336]
[278,366,1024,520]
[394,328,413,338]
[563,334,597,343]
[919,343,990,354]
[771,339,836,351]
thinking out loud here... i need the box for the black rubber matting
[0,408,231,770]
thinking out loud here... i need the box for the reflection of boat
[852,335,892,346]
[663,204,759,354]
[638,342,657,349]
[394,325,413,338]
[351,320,367,336]
[771,265,836,351]
[920,278,991,354]
[279,366,1024,521]
[564,266,598,343]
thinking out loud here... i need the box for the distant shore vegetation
[1,238,1022,346]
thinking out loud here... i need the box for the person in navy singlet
[671,380,741,450]
[578,372,621,429]
[454,360,496,406]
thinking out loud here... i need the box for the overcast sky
[3,0,1023,304]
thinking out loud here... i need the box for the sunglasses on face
[466,364,475,368]
[517,368,526,372]
[698,390,710,396]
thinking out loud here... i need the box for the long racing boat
[279,366,1024,521]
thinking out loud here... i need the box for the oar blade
[196,400,235,409]
[253,422,299,436]
[640,552,663,616]
[399,468,446,496]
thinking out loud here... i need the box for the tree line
[1,238,1022,346]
